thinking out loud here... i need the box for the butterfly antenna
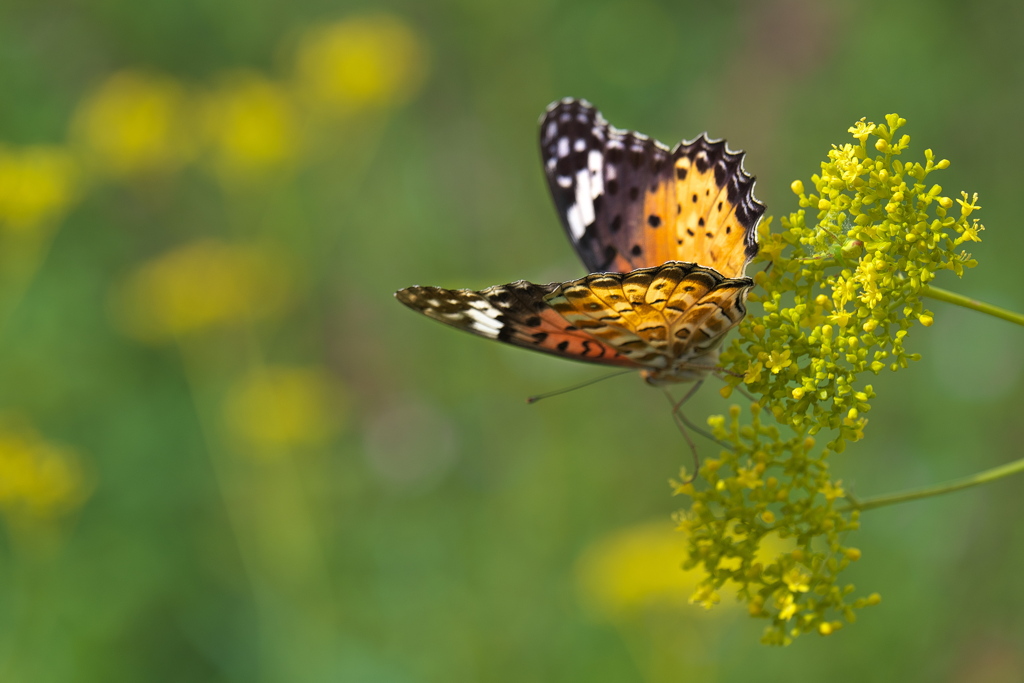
[526,369,633,404]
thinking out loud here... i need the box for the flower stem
[921,284,1024,327]
[842,455,1024,512]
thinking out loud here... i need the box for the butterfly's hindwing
[541,98,673,273]
[672,136,763,279]
[540,98,765,278]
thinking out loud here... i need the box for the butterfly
[395,98,765,385]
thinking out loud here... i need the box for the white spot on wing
[557,137,569,158]
[464,307,502,338]
[567,203,585,240]
[468,299,501,317]
[587,149,603,197]
[574,168,595,229]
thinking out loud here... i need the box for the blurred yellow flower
[294,15,428,113]
[71,69,195,178]
[223,366,344,453]
[201,71,301,184]
[112,239,292,342]
[576,521,711,618]
[0,422,89,526]
[0,145,79,233]
[577,521,797,620]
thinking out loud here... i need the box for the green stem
[921,284,1024,327]
[841,455,1024,512]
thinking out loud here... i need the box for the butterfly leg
[664,383,737,482]
[666,388,735,452]
[664,382,707,483]
[669,402,701,484]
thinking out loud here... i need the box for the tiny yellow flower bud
[874,139,889,152]
[791,179,805,195]
[818,198,831,211]
[719,385,733,399]
[760,510,775,524]
[841,240,864,260]
[845,548,862,561]
[936,159,950,169]
[918,313,934,327]
[819,622,834,635]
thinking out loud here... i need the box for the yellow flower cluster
[0,13,418,547]
[199,71,301,185]
[111,239,293,342]
[71,70,195,179]
[293,15,428,113]
[0,421,89,533]
[223,366,344,454]
[67,15,425,186]
[723,114,982,451]
[0,145,78,234]
[575,521,710,618]
[674,404,866,644]
[577,519,794,621]
[0,12,424,212]
[679,115,983,644]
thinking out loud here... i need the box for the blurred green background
[0,0,1022,680]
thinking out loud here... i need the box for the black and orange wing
[539,98,765,278]
[395,281,644,369]
[395,263,752,380]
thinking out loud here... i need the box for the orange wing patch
[670,136,763,278]
[544,262,751,378]
[634,177,681,268]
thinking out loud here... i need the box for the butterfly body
[396,99,765,385]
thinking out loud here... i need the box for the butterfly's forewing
[395,281,643,368]
[540,98,765,278]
